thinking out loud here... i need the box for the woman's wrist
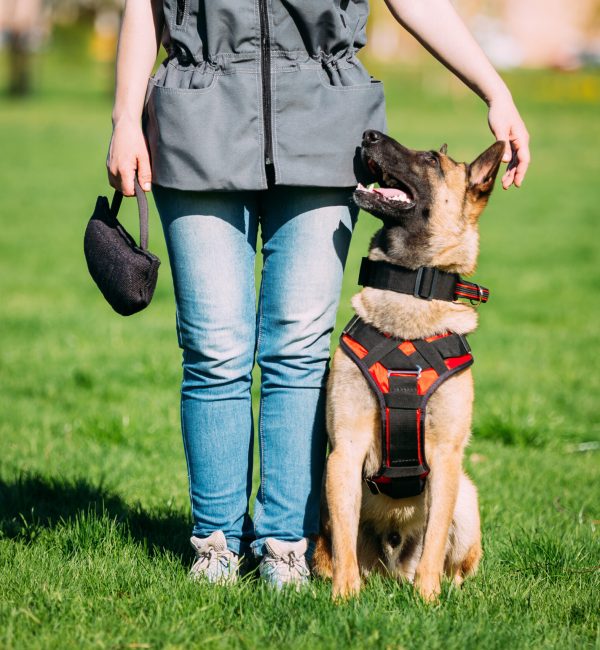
[480,78,513,108]
[111,110,142,130]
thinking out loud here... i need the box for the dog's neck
[351,249,478,341]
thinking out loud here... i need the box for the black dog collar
[358,257,489,305]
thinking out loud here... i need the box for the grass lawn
[1,28,599,649]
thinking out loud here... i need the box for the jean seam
[180,387,194,531]
[254,266,266,531]
[175,308,184,349]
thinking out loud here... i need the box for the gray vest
[144,0,387,190]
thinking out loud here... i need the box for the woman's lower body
[153,183,358,575]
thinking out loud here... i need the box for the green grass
[1,28,599,649]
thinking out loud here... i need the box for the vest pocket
[144,71,264,190]
[274,65,387,186]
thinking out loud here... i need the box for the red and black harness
[339,257,489,499]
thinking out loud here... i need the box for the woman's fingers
[501,134,530,189]
[108,159,136,195]
[496,131,512,164]
[119,169,136,197]
[511,135,530,188]
[136,152,153,192]
[107,151,136,196]
[501,148,518,189]
[501,166,516,190]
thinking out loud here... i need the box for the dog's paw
[414,572,441,603]
[332,574,361,601]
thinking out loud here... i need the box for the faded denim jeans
[153,183,358,558]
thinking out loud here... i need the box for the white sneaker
[259,537,311,589]
[189,531,239,584]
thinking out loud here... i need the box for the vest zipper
[258,0,274,167]
[176,0,185,25]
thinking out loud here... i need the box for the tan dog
[312,131,505,601]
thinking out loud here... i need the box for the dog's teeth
[387,193,412,203]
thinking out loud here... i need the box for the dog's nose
[387,532,402,548]
[363,130,381,145]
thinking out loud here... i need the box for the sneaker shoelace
[196,547,235,571]
[270,551,310,578]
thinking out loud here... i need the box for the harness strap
[411,339,448,376]
[358,257,489,304]
[387,374,420,468]
[345,316,470,366]
[366,476,426,499]
[361,335,406,369]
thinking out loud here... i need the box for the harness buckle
[413,267,439,301]
[342,314,361,336]
[364,478,381,495]
[457,333,471,354]
[388,366,422,379]
[469,283,485,307]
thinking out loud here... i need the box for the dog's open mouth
[355,158,416,210]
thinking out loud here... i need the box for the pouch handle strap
[109,178,150,250]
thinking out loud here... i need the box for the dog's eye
[424,152,439,166]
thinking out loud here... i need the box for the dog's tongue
[373,187,407,199]
[356,183,409,202]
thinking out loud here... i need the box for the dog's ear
[439,143,448,155]
[468,141,505,195]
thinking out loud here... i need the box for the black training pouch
[84,179,160,316]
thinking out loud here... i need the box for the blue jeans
[153,184,358,558]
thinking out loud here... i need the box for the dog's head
[354,131,505,275]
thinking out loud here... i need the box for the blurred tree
[367,0,600,69]
[0,0,43,95]
[44,0,122,64]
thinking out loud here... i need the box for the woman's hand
[107,118,152,196]
[487,93,530,189]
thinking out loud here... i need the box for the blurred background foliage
[2,0,600,98]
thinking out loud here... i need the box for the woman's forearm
[112,0,163,126]
[384,0,530,188]
[108,0,163,194]
[383,0,511,105]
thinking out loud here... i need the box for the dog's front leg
[414,446,462,602]
[326,441,365,599]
